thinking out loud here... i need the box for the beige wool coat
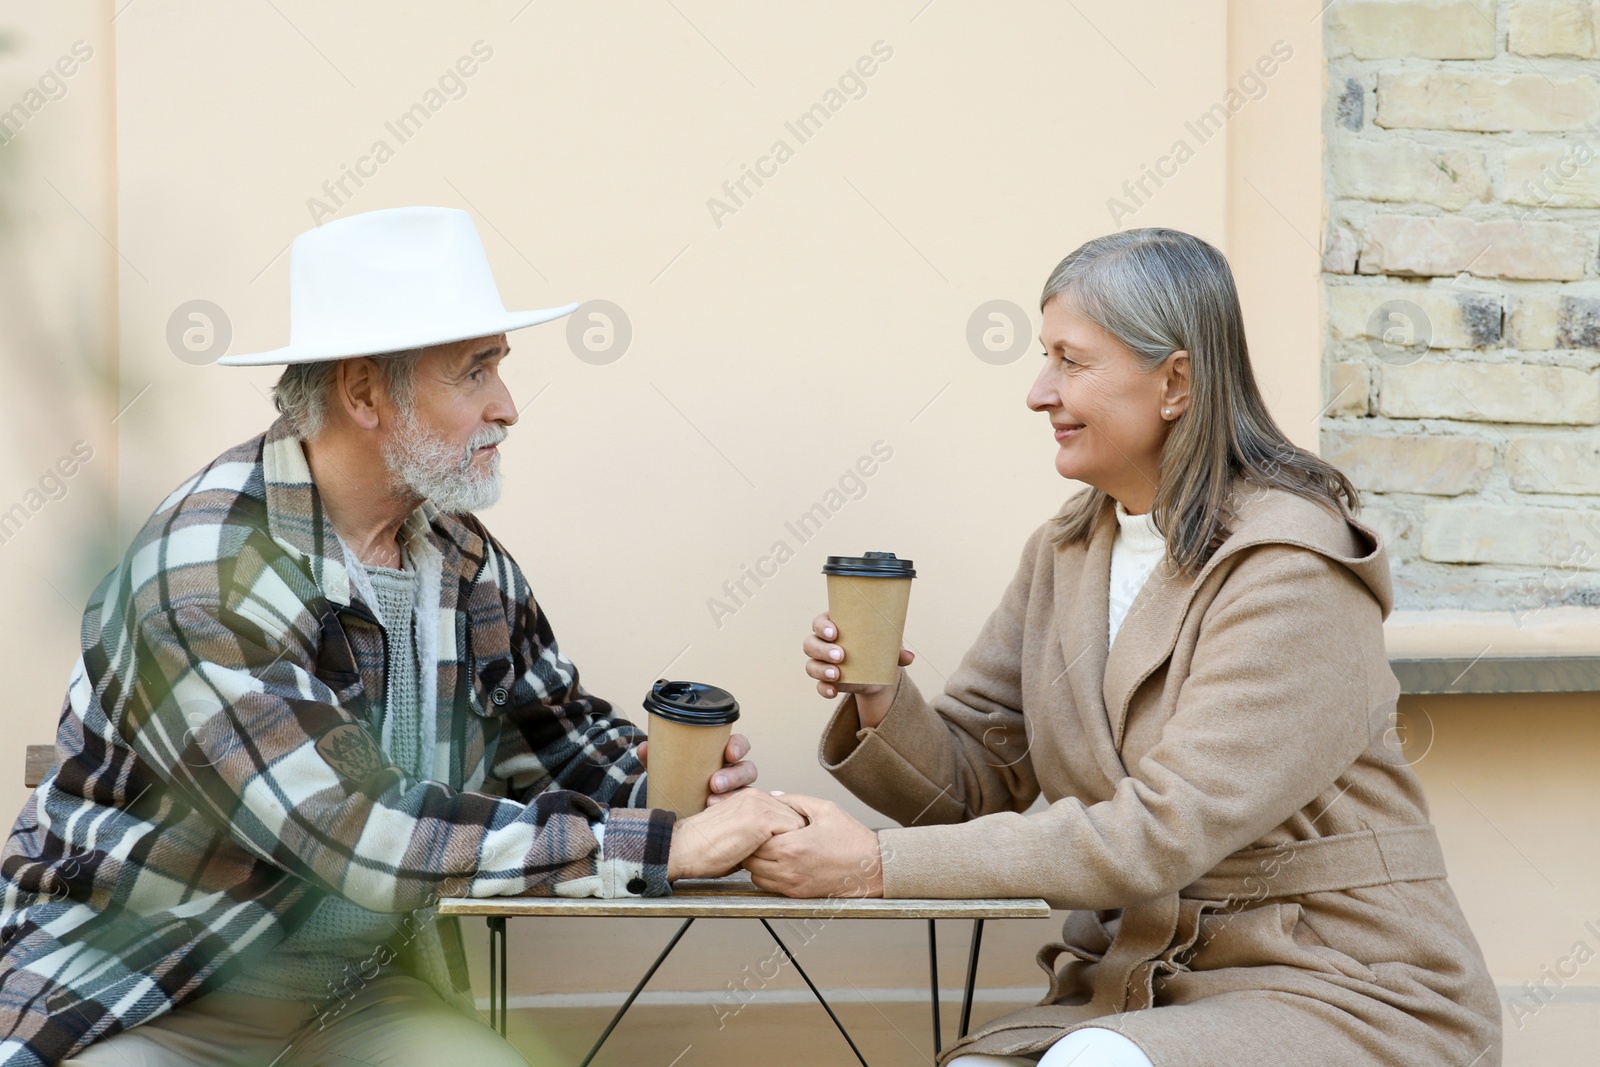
[820,485,1501,1066]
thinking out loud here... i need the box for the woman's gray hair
[272,348,425,439]
[1042,228,1357,573]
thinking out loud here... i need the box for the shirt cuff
[553,807,675,899]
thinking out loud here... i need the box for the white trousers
[948,1026,1155,1067]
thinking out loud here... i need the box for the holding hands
[651,612,903,895]
[666,787,807,880]
[662,787,885,897]
[743,793,884,898]
[640,731,798,880]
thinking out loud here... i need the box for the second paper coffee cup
[823,551,916,686]
[643,679,740,820]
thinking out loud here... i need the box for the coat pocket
[1182,900,1377,983]
[313,608,370,710]
[469,655,516,718]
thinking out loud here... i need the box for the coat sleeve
[819,522,1049,824]
[848,544,1382,910]
[126,596,673,911]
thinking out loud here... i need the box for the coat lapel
[1103,546,1195,750]
[1099,484,1392,749]
[1055,500,1129,785]
[260,417,361,610]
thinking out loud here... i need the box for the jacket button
[627,877,648,895]
[490,687,508,705]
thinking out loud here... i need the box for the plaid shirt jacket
[0,418,675,1065]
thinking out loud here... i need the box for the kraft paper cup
[643,679,739,820]
[823,552,916,687]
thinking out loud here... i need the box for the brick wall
[1322,0,1600,611]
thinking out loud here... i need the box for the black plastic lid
[822,551,916,579]
[642,679,741,726]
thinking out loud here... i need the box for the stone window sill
[1385,608,1600,695]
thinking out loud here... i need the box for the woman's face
[1026,295,1188,512]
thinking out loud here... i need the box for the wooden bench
[23,745,54,788]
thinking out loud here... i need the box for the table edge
[435,896,1053,919]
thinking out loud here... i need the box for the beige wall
[0,0,119,805]
[1,1,1592,1064]
[101,0,1242,813]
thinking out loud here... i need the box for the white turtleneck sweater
[1108,501,1166,646]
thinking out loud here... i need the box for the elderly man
[0,207,800,1067]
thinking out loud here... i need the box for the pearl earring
[1163,408,1172,418]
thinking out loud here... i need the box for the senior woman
[744,229,1501,1066]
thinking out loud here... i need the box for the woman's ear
[1161,350,1191,420]
[336,358,383,432]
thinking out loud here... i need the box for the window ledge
[1385,608,1600,695]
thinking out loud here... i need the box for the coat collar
[258,416,487,611]
[1061,484,1390,751]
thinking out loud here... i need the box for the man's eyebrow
[459,344,505,372]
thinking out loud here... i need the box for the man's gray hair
[272,349,425,439]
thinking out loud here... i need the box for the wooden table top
[436,874,1052,920]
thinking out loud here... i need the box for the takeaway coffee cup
[822,552,916,686]
[643,679,740,820]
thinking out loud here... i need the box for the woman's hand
[803,613,915,728]
[742,793,885,898]
[666,788,805,881]
[639,733,757,804]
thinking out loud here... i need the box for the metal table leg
[960,918,986,1039]
[487,916,507,1037]
[759,919,869,1067]
[928,919,942,1055]
[579,917,696,1067]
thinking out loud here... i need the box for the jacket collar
[258,416,486,611]
[1061,484,1389,751]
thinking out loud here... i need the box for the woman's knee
[1037,1027,1154,1067]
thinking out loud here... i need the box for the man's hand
[666,788,805,881]
[638,733,758,802]
[741,794,885,898]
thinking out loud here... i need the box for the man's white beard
[382,413,507,514]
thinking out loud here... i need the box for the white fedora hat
[217,206,578,366]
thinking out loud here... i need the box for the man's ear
[335,358,383,432]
